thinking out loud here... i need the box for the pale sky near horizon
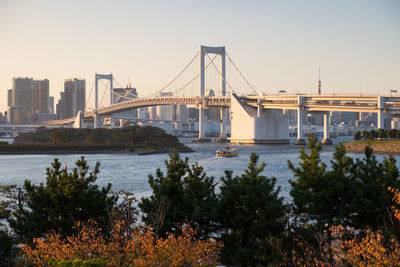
[0,0,399,113]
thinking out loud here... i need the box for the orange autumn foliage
[326,187,400,266]
[20,220,221,266]
[328,187,400,266]
[330,225,400,266]
[286,187,400,266]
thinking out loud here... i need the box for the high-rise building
[7,89,12,107]
[49,96,54,114]
[12,77,33,122]
[64,78,86,118]
[33,79,49,113]
[56,92,65,119]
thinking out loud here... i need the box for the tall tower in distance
[12,77,34,122]
[64,78,86,118]
[33,79,49,113]
[318,68,321,95]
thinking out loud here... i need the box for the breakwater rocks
[344,141,400,154]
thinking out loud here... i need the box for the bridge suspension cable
[145,51,200,98]
[86,80,96,109]
[111,77,138,101]
[225,51,258,95]
[170,54,218,96]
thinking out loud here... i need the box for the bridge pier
[321,112,332,145]
[377,96,385,129]
[94,114,102,129]
[295,96,306,145]
[215,107,228,142]
[199,107,206,139]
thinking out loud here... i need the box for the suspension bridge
[44,45,400,144]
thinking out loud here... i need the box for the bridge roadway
[43,94,400,126]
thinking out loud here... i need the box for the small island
[0,126,192,154]
[344,129,400,154]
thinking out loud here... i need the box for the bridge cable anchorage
[85,80,96,109]
[203,47,236,95]
[225,51,258,95]
[171,54,218,96]
[144,51,200,99]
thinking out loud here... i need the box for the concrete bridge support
[377,96,386,130]
[94,114,100,129]
[198,107,206,139]
[219,107,228,139]
[230,94,289,143]
[321,112,332,145]
[295,96,306,145]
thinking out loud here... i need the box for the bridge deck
[43,94,400,125]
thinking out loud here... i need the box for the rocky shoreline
[343,141,400,154]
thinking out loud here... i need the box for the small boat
[216,147,238,157]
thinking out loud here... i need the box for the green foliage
[387,129,397,139]
[0,227,13,263]
[10,126,189,153]
[289,134,400,232]
[348,147,400,230]
[362,130,369,140]
[139,151,218,239]
[288,134,329,224]
[369,129,377,140]
[377,128,386,139]
[8,157,117,240]
[358,129,400,141]
[218,153,285,266]
[353,131,361,141]
[48,258,107,267]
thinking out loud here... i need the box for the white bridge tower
[199,45,227,140]
[94,73,113,128]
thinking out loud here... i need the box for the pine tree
[349,147,400,230]
[8,157,117,240]
[139,151,217,239]
[218,153,285,266]
[288,134,328,224]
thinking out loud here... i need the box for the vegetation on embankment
[0,126,192,154]
[344,129,400,154]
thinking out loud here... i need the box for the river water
[0,137,395,201]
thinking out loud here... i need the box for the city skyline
[0,0,399,113]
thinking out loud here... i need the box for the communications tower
[318,68,321,95]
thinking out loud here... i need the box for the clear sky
[0,0,399,113]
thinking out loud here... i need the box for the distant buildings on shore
[5,77,85,123]
[56,79,86,119]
